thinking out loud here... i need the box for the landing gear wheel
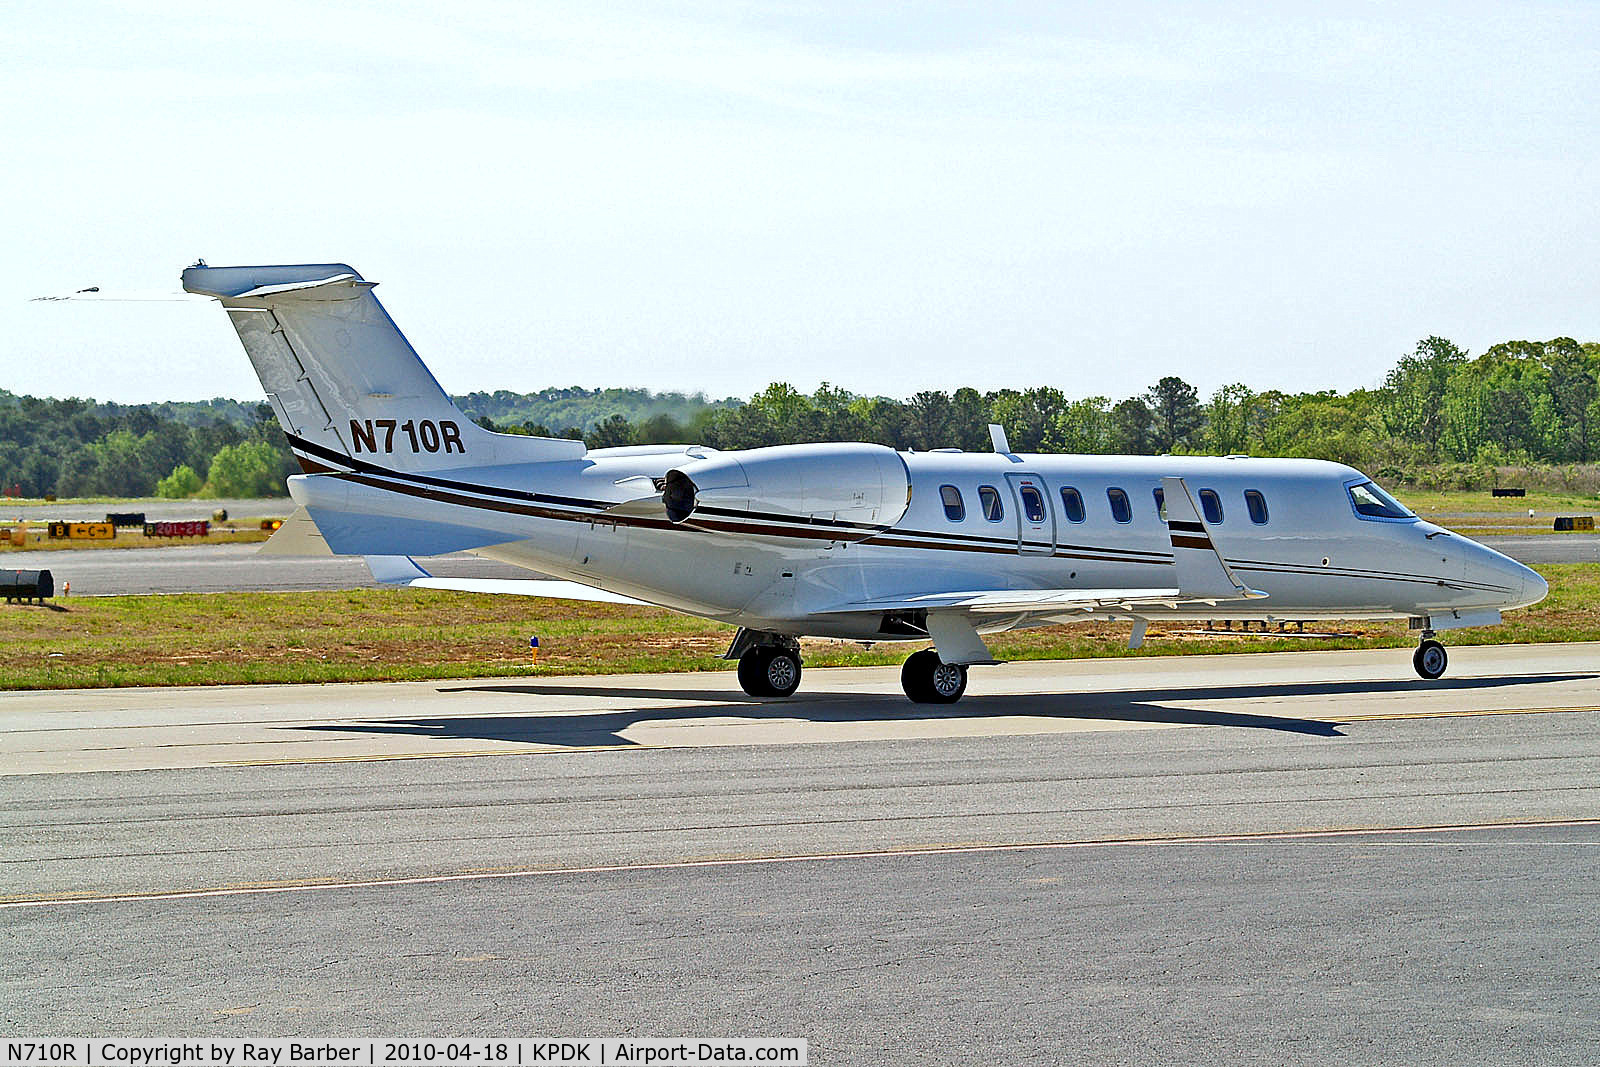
[901,648,968,704]
[1413,639,1448,680]
[737,647,802,697]
[736,650,766,696]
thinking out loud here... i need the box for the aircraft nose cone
[1494,553,1547,609]
[1459,537,1546,610]
[1522,567,1549,608]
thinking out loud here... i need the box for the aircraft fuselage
[287,441,1544,642]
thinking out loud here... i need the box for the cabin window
[1107,487,1132,524]
[1244,489,1269,525]
[979,485,1004,522]
[940,485,965,522]
[1152,488,1166,521]
[1020,485,1046,523]
[1060,487,1086,523]
[1199,489,1224,525]
[1347,480,1414,521]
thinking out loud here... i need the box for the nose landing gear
[1413,633,1448,679]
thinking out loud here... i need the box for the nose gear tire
[1413,639,1448,680]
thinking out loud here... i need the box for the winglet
[1161,476,1266,601]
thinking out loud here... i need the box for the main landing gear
[732,638,970,704]
[737,644,803,697]
[1413,634,1448,679]
[901,648,968,704]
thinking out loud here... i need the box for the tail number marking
[350,418,465,454]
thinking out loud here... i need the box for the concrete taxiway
[4,644,1598,1060]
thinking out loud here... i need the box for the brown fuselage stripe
[295,455,339,475]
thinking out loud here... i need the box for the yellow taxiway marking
[208,705,1600,768]
[5,817,1597,911]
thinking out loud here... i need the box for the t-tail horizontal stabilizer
[181,263,586,474]
[1161,476,1266,602]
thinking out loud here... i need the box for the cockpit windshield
[1347,480,1414,520]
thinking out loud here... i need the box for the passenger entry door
[1006,473,1055,555]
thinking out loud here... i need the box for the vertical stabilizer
[181,263,584,472]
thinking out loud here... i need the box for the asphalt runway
[3,645,1599,1060]
[6,544,530,595]
[7,533,1597,596]
[1477,532,1600,564]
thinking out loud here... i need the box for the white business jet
[181,263,1546,703]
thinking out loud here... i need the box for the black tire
[901,648,967,704]
[738,647,802,697]
[763,649,802,697]
[1413,639,1448,680]
[737,649,770,696]
[900,650,933,703]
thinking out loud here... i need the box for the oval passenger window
[1020,486,1046,523]
[1107,488,1131,524]
[978,486,1004,522]
[1060,487,1085,523]
[940,485,965,521]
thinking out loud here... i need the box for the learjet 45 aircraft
[181,262,1547,703]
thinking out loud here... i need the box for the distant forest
[3,337,1598,499]
[453,386,738,437]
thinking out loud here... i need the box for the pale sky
[4,1,1597,404]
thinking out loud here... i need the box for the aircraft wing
[818,583,1266,662]
[816,587,1188,615]
[814,584,1259,663]
[362,555,650,606]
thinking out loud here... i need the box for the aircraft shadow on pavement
[297,672,1592,749]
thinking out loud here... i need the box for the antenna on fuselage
[988,423,1010,454]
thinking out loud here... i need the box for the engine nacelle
[663,443,911,534]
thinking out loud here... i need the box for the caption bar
[3,1044,805,1067]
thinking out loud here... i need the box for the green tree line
[4,336,1596,499]
[486,336,1600,484]
[453,386,737,433]
[0,396,298,499]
